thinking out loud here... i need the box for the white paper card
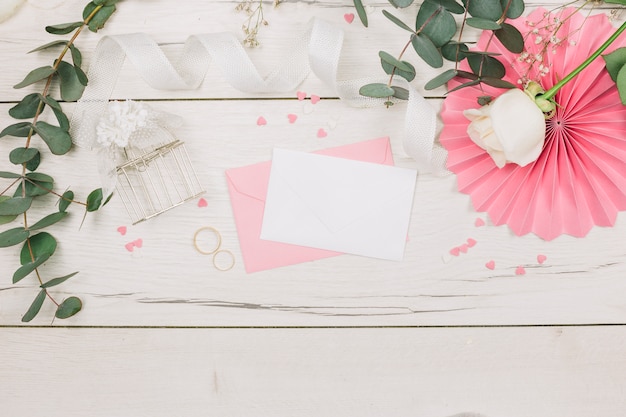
[260,148,417,261]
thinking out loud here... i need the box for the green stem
[541,20,626,101]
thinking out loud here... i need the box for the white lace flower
[96,100,149,148]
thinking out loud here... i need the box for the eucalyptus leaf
[42,96,70,132]
[69,44,82,67]
[502,0,524,19]
[480,76,516,89]
[446,79,481,94]
[494,22,524,54]
[382,10,414,33]
[55,296,82,319]
[41,272,79,289]
[466,17,501,30]
[74,65,88,86]
[411,33,443,68]
[57,61,85,101]
[388,0,414,8]
[441,42,469,61]
[29,212,68,231]
[382,59,416,82]
[379,51,412,72]
[0,196,18,225]
[20,232,57,265]
[86,188,104,212]
[0,227,29,248]
[456,70,480,80]
[94,0,121,5]
[9,147,39,165]
[45,21,83,35]
[21,289,47,323]
[33,121,72,155]
[353,0,368,27]
[468,54,506,78]
[59,190,74,213]
[603,47,626,82]
[359,83,395,98]
[391,86,410,100]
[86,4,116,32]
[0,197,33,216]
[25,151,41,172]
[425,69,458,90]
[13,66,56,89]
[13,253,51,284]
[0,122,34,138]
[416,1,457,47]
[0,171,22,178]
[14,179,53,198]
[463,0,502,20]
[429,0,465,14]
[9,93,43,119]
[616,65,626,105]
[28,40,68,53]
[25,172,54,183]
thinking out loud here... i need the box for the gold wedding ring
[193,226,236,271]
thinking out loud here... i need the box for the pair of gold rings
[193,227,235,271]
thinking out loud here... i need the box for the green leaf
[379,51,412,72]
[9,93,43,119]
[25,151,41,172]
[13,253,51,283]
[74,65,88,86]
[55,297,82,319]
[0,122,34,138]
[382,59,416,82]
[22,289,47,323]
[494,23,524,54]
[382,10,414,33]
[41,272,79,289]
[353,0,368,27]
[25,172,54,183]
[28,40,69,53]
[466,17,501,30]
[480,76,516,89]
[57,61,85,101]
[102,191,113,207]
[456,70,480,80]
[45,21,83,35]
[14,179,53,198]
[33,121,72,155]
[447,79,481,94]
[441,42,469,61]
[425,69,458,90]
[0,227,29,248]
[86,188,104,212]
[0,196,18,225]
[87,4,116,32]
[0,197,33,216]
[59,190,74,213]
[359,83,395,98]
[13,66,56,89]
[29,212,68,231]
[616,65,626,105]
[416,1,457,47]
[502,0,524,19]
[388,0,414,7]
[603,47,626,82]
[95,0,122,5]
[411,33,443,68]
[0,171,22,178]
[20,232,57,265]
[468,54,506,78]
[9,147,39,165]
[391,86,410,100]
[42,96,70,131]
[463,0,502,20]
[429,0,465,14]
[69,44,83,67]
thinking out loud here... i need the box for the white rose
[463,88,546,168]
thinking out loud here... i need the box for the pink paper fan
[440,8,626,240]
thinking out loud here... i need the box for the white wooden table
[1,1,626,415]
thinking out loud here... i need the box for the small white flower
[96,100,149,148]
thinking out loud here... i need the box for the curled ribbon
[70,18,447,174]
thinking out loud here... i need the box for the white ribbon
[71,18,447,174]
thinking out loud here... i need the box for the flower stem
[541,20,626,101]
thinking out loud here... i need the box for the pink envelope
[225,137,396,273]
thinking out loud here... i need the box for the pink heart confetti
[117,226,127,236]
[474,218,486,227]
[449,247,461,257]
[459,243,469,254]
[310,94,321,104]
[317,128,328,138]
[197,198,208,208]
[485,260,495,270]
[515,266,526,276]
[537,254,547,264]
[256,116,267,126]
[467,238,477,248]
[344,13,355,24]
[287,114,298,124]
[296,91,307,100]
[124,242,135,252]
[133,238,143,249]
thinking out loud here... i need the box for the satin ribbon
[70,18,447,174]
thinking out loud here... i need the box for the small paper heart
[459,243,469,253]
[310,94,321,104]
[197,198,208,208]
[302,102,314,114]
[287,114,298,124]
[474,218,486,227]
[344,13,355,24]
[133,238,143,249]
[327,115,340,130]
[256,116,267,126]
[124,242,135,252]
[485,260,495,270]
[296,91,307,101]
[449,247,461,257]
[117,226,127,236]
[317,128,328,138]
[466,238,477,248]
[515,266,526,276]
[537,254,547,264]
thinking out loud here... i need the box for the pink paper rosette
[440,8,626,240]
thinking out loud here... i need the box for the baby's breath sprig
[235,0,281,47]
